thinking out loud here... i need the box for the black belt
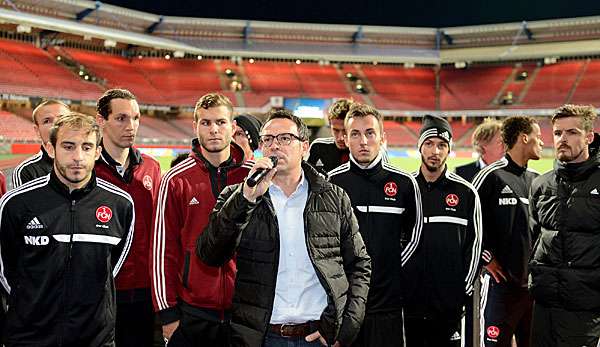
[269,321,320,337]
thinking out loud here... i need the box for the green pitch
[156,155,555,175]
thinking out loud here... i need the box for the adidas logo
[450,331,461,341]
[316,159,324,167]
[591,188,599,195]
[501,185,513,194]
[26,217,44,230]
[189,197,200,205]
[440,131,450,141]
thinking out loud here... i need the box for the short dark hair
[193,93,234,122]
[170,152,190,168]
[49,112,101,147]
[97,88,136,120]
[345,103,383,133]
[262,108,310,141]
[501,116,537,150]
[552,104,597,132]
[32,99,69,124]
[327,98,354,121]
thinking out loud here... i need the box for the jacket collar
[191,138,246,170]
[99,141,142,168]
[416,166,449,188]
[48,169,97,200]
[504,153,527,176]
[555,133,600,181]
[348,152,384,176]
[40,145,53,165]
[302,161,330,193]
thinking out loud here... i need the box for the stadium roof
[2,0,600,64]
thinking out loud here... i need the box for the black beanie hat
[418,115,453,149]
[234,114,263,151]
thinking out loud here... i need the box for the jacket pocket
[182,251,191,289]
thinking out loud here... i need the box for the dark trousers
[352,311,404,347]
[531,302,600,347]
[480,274,532,347]
[404,315,462,347]
[262,331,322,347]
[167,309,230,347]
[115,291,155,347]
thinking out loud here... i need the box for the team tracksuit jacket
[12,146,53,188]
[328,154,422,314]
[404,168,482,318]
[473,154,539,287]
[307,137,350,174]
[95,144,161,297]
[151,140,252,324]
[0,171,135,346]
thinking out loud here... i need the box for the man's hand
[485,258,508,283]
[243,157,277,202]
[162,320,180,341]
[306,330,341,346]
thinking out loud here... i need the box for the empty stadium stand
[0,111,37,141]
[521,61,584,108]
[0,39,103,100]
[440,65,513,110]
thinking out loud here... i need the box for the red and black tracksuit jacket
[151,140,252,324]
[95,145,161,299]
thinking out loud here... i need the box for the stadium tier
[0,111,37,141]
[2,39,600,111]
[0,39,103,101]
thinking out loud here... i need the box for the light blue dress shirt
[268,170,328,324]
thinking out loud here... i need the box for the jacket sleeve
[197,184,257,267]
[0,195,18,295]
[112,197,135,278]
[475,174,497,265]
[529,179,542,246]
[0,172,6,197]
[463,186,483,296]
[151,176,185,325]
[335,187,372,346]
[400,175,423,267]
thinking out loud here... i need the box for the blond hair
[49,112,101,147]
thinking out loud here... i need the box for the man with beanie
[329,103,422,347]
[403,115,482,347]
[473,116,543,347]
[529,105,600,346]
[233,114,262,160]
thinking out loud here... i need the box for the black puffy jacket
[197,162,371,346]
[529,137,600,311]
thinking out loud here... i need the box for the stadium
[1,0,600,179]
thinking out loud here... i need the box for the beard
[556,144,585,162]
[200,137,230,153]
[421,154,447,173]
[55,162,92,184]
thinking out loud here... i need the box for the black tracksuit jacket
[329,155,422,314]
[0,171,135,347]
[473,154,539,287]
[403,168,482,319]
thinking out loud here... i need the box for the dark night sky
[104,0,600,27]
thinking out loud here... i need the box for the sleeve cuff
[481,250,493,264]
[157,305,181,325]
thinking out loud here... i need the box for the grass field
[156,155,556,175]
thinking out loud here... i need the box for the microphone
[246,156,278,188]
